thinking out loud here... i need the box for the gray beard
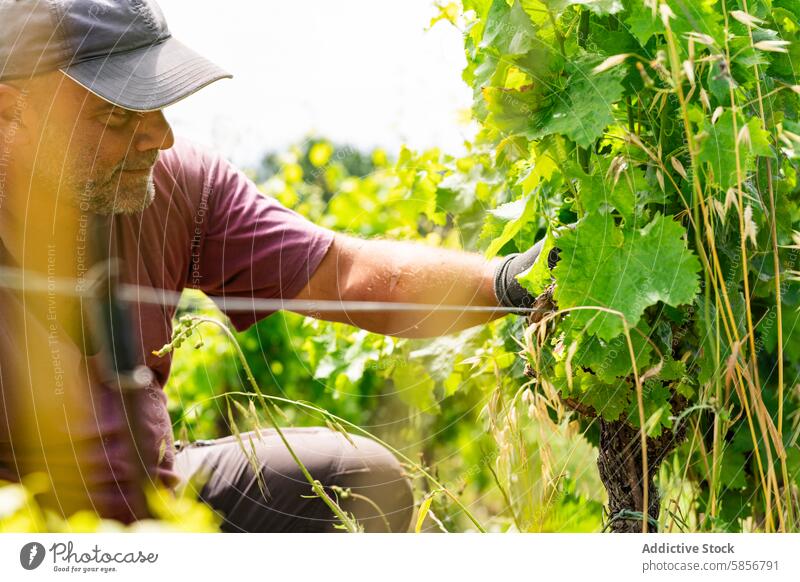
[37,122,160,216]
[69,167,156,216]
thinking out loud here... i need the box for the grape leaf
[516,228,557,296]
[535,56,626,149]
[624,0,724,48]
[670,0,725,44]
[544,0,623,15]
[484,55,624,148]
[483,192,539,257]
[660,357,686,381]
[552,212,701,340]
[719,449,749,490]
[568,163,648,221]
[763,305,800,362]
[623,0,663,45]
[569,325,654,383]
[483,85,553,140]
[697,111,774,191]
[696,109,730,188]
[786,447,800,486]
[626,380,673,437]
[515,44,564,83]
[775,0,800,21]
[408,327,484,384]
[577,372,631,421]
[481,0,539,56]
[746,117,774,158]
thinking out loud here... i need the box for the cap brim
[61,37,232,112]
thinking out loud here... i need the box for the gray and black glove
[493,237,561,313]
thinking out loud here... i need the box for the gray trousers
[174,427,415,532]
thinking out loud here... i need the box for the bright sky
[157,0,475,168]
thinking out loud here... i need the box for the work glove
[493,238,561,314]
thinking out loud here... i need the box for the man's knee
[327,432,414,533]
[175,427,415,532]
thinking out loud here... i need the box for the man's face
[21,72,174,215]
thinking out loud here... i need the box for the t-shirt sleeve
[189,149,335,331]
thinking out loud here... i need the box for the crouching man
[0,0,548,532]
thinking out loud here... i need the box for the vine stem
[524,305,650,532]
[546,8,565,57]
[622,319,649,533]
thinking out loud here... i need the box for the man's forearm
[293,235,507,338]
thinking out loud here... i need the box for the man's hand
[290,233,506,338]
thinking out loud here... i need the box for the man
[0,0,550,532]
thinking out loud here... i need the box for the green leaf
[763,305,800,362]
[626,380,673,437]
[516,229,556,296]
[552,212,701,340]
[481,0,539,56]
[775,0,800,21]
[669,0,725,44]
[570,324,654,383]
[437,171,480,214]
[660,357,686,381]
[568,162,647,221]
[745,117,775,158]
[483,192,539,257]
[719,449,749,490]
[588,22,641,57]
[516,43,564,82]
[544,0,623,16]
[483,55,625,148]
[577,372,631,421]
[536,56,626,148]
[483,85,552,140]
[408,327,484,383]
[392,362,439,413]
[624,0,663,45]
[624,0,724,48]
[697,111,774,191]
[786,447,800,486]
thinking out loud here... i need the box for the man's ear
[0,82,35,146]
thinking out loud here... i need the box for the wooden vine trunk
[597,412,686,533]
[526,285,688,533]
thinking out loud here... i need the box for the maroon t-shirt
[0,139,335,522]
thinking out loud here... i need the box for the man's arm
[290,233,506,338]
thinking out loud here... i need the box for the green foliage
[0,474,220,533]
[552,211,701,340]
[697,111,774,191]
[534,56,627,149]
[453,0,800,531]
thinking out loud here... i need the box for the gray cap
[0,0,232,111]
